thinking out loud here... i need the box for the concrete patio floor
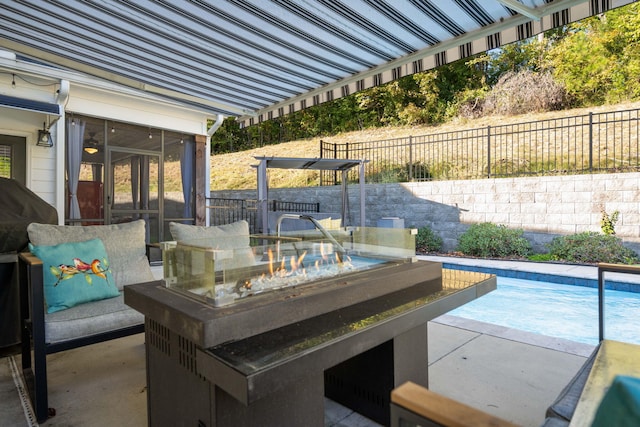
[0,317,594,427]
[1,256,617,426]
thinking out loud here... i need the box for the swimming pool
[448,276,640,346]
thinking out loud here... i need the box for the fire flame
[236,247,355,299]
[264,247,349,280]
[268,248,274,276]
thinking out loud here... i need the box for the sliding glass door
[107,147,161,244]
[67,115,195,251]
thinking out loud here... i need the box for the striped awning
[0,1,635,126]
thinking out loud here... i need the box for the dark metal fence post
[409,136,413,181]
[598,266,604,342]
[345,143,350,183]
[319,140,324,186]
[589,112,594,172]
[486,125,491,178]
[334,144,338,185]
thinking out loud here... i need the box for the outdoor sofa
[19,219,157,423]
[19,218,275,424]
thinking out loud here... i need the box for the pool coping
[419,255,640,293]
[432,314,597,357]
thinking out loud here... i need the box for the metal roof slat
[315,0,418,53]
[113,1,339,89]
[90,1,325,93]
[54,2,322,106]
[6,0,319,106]
[183,0,363,77]
[362,0,441,45]
[225,0,379,70]
[452,0,496,26]
[271,0,399,61]
[408,0,466,37]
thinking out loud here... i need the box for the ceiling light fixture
[83,132,99,154]
[11,74,16,88]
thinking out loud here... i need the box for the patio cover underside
[1,0,636,124]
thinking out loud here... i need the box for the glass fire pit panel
[161,227,417,307]
[206,269,496,375]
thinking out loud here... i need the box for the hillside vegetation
[209,100,640,191]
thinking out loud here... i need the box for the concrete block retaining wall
[212,172,640,253]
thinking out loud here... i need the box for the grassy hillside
[208,101,640,191]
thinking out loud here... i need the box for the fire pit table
[125,227,495,426]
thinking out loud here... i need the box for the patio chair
[19,220,156,423]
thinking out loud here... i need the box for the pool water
[448,276,640,346]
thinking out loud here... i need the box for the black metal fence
[207,198,320,233]
[320,107,640,184]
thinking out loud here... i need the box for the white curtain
[66,118,85,223]
[180,140,194,221]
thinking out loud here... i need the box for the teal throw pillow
[29,238,119,313]
[591,375,640,427]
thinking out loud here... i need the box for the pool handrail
[596,263,640,342]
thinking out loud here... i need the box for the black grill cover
[0,177,58,253]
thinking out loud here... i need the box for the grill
[0,177,57,350]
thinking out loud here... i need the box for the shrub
[547,232,639,264]
[528,253,554,262]
[482,70,568,116]
[456,223,531,258]
[600,210,619,235]
[415,226,443,253]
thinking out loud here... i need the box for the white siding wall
[0,96,58,206]
[1,71,210,223]
[67,85,208,135]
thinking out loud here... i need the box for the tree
[545,2,640,105]
[485,38,549,85]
